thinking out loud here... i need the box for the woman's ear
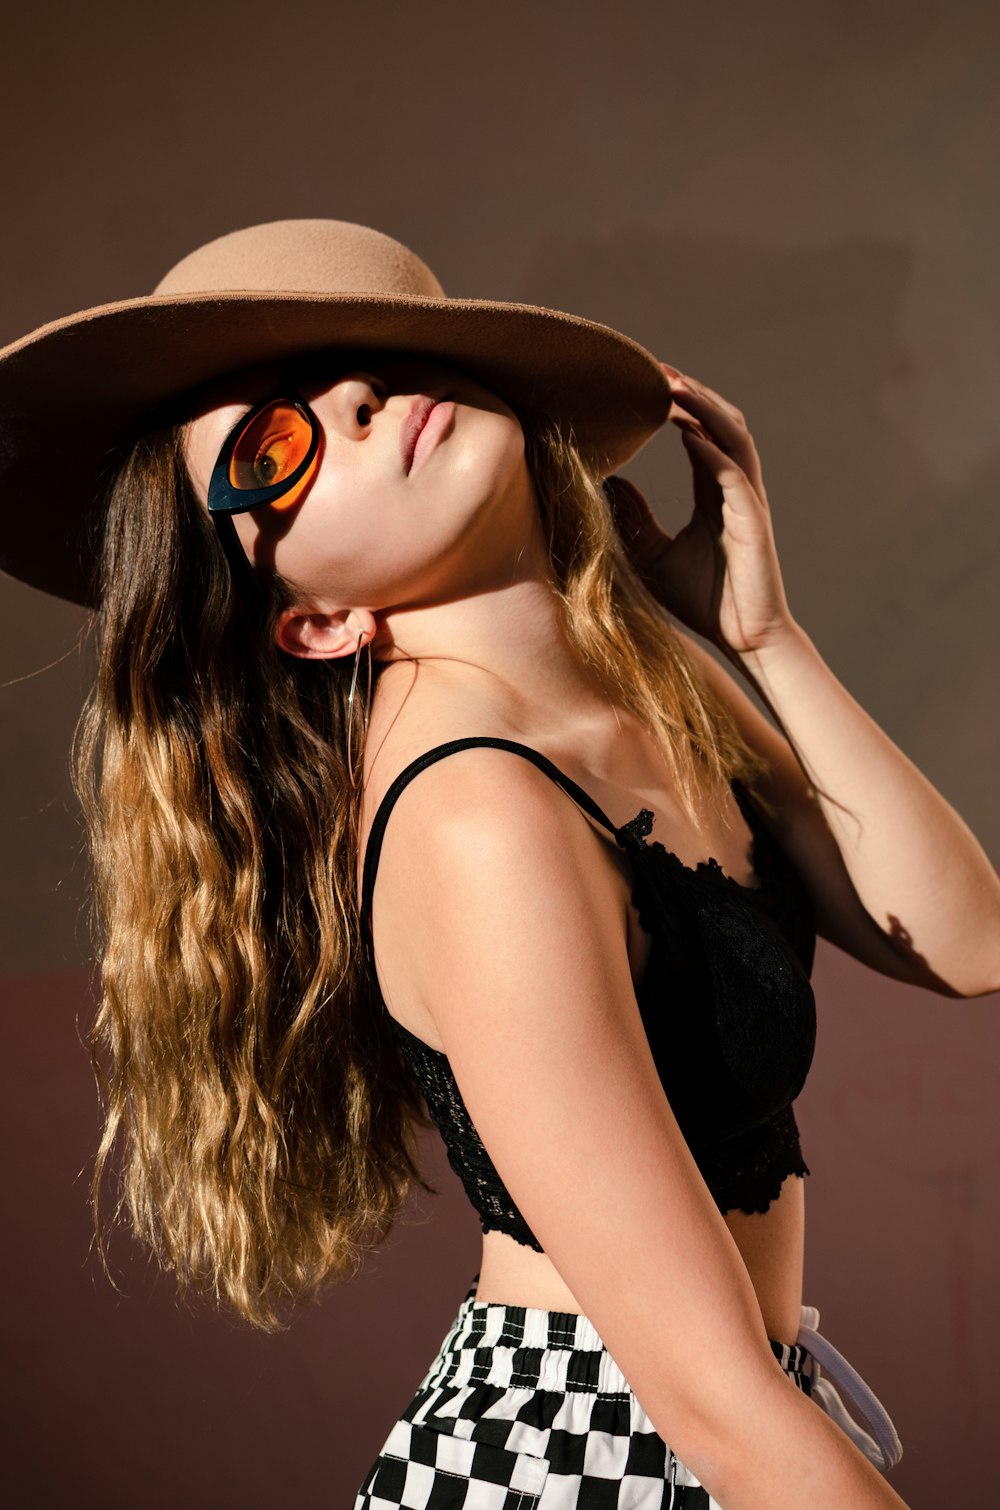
[274,605,378,660]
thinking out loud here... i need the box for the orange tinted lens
[229,401,313,491]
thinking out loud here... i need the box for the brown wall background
[2,1,998,1505]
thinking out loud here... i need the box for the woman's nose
[326,371,389,434]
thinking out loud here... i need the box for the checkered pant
[353,1275,813,1508]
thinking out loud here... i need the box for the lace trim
[387,1015,546,1251]
[388,1015,812,1251]
[695,1105,812,1215]
[615,780,816,978]
[616,792,763,897]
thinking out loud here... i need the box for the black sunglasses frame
[207,395,321,516]
[205,394,321,611]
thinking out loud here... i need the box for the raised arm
[691,620,1000,998]
[607,360,1000,999]
[375,747,911,1510]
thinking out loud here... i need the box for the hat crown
[152,218,446,300]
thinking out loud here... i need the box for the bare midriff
[474,1170,806,1346]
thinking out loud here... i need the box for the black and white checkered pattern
[354,1276,812,1508]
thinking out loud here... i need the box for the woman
[2,218,996,1509]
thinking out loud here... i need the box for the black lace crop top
[360,737,817,1252]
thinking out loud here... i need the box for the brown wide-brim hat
[0,218,672,607]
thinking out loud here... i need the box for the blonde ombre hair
[74,398,775,1332]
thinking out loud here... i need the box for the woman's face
[182,352,535,618]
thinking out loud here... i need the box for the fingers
[661,364,748,437]
[680,427,745,480]
[660,363,767,498]
[661,362,744,419]
[681,427,768,528]
[669,384,746,451]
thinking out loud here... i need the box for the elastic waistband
[424,1277,812,1398]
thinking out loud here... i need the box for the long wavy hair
[74,391,776,1332]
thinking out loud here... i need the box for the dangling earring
[346,629,372,789]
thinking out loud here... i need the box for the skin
[182,351,808,1343]
[185,356,986,1501]
[184,354,577,679]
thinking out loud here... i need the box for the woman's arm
[377,747,912,1509]
[683,622,1000,998]
[607,362,1000,998]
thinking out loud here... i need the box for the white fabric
[796,1304,903,1472]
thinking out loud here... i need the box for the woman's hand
[607,363,797,656]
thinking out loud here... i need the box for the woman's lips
[401,396,456,474]
[401,396,438,474]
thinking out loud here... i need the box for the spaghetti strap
[359,736,620,953]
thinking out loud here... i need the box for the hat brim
[0,288,672,606]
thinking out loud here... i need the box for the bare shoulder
[387,736,592,836]
[366,736,626,959]
[361,724,632,1039]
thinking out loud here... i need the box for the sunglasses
[206,394,322,603]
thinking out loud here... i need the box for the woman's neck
[372,544,616,733]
